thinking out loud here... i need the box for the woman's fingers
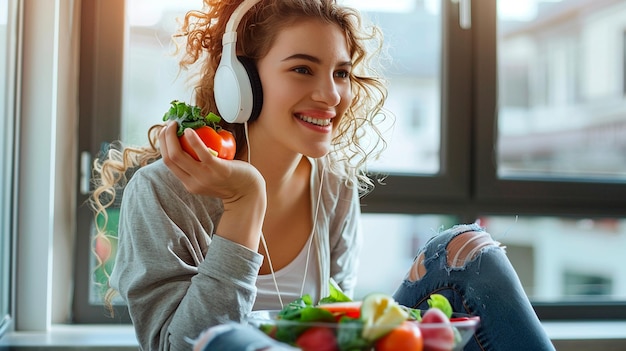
[159,121,220,195]
[182,127,219,163]
[159,121,256,198]
[159,121,194,180]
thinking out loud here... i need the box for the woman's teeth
[298,115,331,126]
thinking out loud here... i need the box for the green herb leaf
[299,307,336,323]
[206,112,221,124]
[161,100,222,136]
[319,280,352,304]
[402,306,423,322]
[277,295,313,320]
[336,317,370,351]
[427,293,453,319]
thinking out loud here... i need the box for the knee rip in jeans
[406,231,501,282]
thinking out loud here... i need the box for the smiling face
[250,18,353,159]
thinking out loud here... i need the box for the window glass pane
[120,1,443,175]
[120,1,191,145]
[344,0,442,174]
[359,213,626,304]
[354,213,457,300]
[480,216,626,302]
[497,0,626,180]
[0,0,12,333]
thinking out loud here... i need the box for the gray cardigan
[109,157,362,351]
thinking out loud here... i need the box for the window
[0,0,17,337]
[74,0,626,323]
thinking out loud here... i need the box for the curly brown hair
[90,0,390,312]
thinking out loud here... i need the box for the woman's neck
[243,129,308,195]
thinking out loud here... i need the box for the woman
[90,0,555,350]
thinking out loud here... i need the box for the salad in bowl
[247,288,480,351]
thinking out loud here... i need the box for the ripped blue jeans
[392,223,555,351]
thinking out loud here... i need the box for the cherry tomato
[295,326,339,351]
[179,126,236,160]
[375,321,424,351]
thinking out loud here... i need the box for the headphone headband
[224,0,262,40]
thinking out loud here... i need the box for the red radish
[419,308,455,351]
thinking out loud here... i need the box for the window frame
[0,0,21,337]
[73,0,129,324]
[73,0,626,323]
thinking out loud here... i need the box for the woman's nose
[312,75,341,106]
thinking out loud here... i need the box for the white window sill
[1,321,625,348]
[0,324,138,347]
[542,320,626,340]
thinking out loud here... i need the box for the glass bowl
[247,310,480,351]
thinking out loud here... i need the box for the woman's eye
[293,67,311,74]
[335,70,350,79]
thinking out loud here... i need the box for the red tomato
[295,326,339,351]
[317,301,362,320]
[375,321,424,351]
[216,129,236,160]
[419,309,455,351]
[179,126,236,160]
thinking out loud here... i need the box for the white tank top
[253,241,320,311]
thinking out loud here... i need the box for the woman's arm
[328,178,363,298]
[109,166,263,351]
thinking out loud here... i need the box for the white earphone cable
[244,121,251,163]
[259,229,284,308]
[299,162,324,297]
[244,121,322,308]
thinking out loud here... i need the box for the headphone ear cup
[215,0,264,123]
[214,54,263,124]
[237,56,263,122]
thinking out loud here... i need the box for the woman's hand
[159,121,260,198]
[159,121,266,250]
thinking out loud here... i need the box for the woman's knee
[406,230,503,282]
[446,231,502,268]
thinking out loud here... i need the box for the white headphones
[214,0,264,124]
